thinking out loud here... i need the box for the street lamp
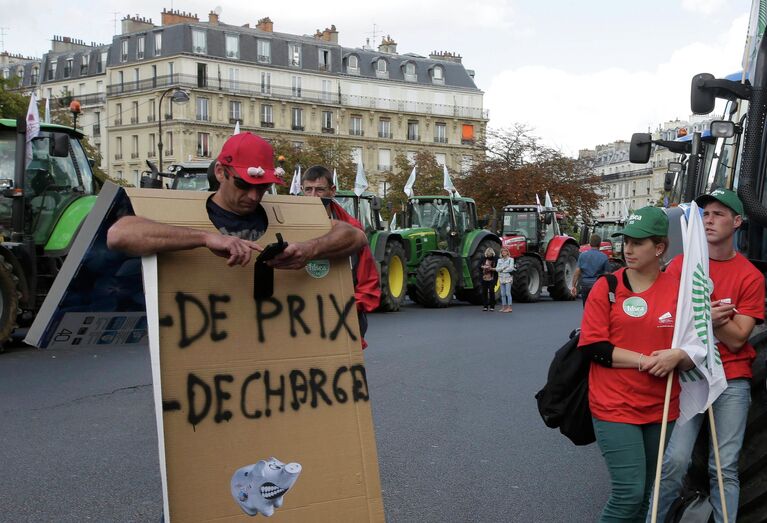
[157,87,190,173]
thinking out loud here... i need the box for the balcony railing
[378,131,392,139]
[377,164,391,171]
[322,127,335,134]
[113,119,122,126]
[229,117,242,124]
[349,129,364,136]
[147,115,156,122]
[407,134,420,141]
[131,152,139,159]
[104,73,488,119]
[93,124,101,137]
[292,125,304,131]
[461,138,475,145]
[196,114,211,122]
[434,136,448,144]
[114,153,122,160]
[261,121,274,128]
[147,151,156,158]
[165,149,173,156]
[130,117,138,124]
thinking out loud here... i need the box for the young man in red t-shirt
[654,189,765,523]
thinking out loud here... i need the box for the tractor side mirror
[51,133,70,157]
[691,73,717,115]
[664,172,676,192]
[629,133,652,164]
[370,196,382,211]
[544,213,553,225]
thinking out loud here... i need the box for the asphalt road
[0,297,608,522]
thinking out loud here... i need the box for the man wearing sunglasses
[108,133,366,269]
[300,165,380,348]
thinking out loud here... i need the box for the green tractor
[399,195,501,308]
[0,118,98,345]
[334,190,407,312]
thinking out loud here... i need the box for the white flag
[622,200,631,220]
[404,166,417,197]
[25,93,41,167]
[354,161,368,197]
[443,164,460,197]
[389,212,398,231]
[673,201,727,424]
[535,193,542,211]
[289,166,302,195]
[233,120,240,135]
[545,191,554,208]
[332,168,339,189]
[44,97,51,124]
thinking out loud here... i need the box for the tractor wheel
[512,256,543,303]
[548,244,579,301]
[414,256,456,308]
[0,255,21,347]
[407,285,421,305]
[460,238,502,305]
[378,241,406,312]
[736,331,767,522]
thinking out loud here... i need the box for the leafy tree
[457,125,603,227]
[384,150,447,216]
[0,77,29,120]
[268,136,356,194]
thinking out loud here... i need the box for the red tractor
[500,205,580,302]
[579,218,626,272]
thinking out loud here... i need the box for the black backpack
[534,273,617,446]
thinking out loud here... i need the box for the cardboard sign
[28,184,384,521]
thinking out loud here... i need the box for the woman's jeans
[500,282,512,306]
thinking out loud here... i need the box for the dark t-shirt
[205,196,267,241]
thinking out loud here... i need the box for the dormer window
[346,54,359,74]
[225,34,239,59]
[289,43,302,67]
[404,62,416,82]
[432,65,444,84]
[375,58,388,79]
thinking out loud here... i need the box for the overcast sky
[0,0,752,155]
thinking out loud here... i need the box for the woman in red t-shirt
[578,206,692,522]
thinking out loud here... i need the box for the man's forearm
[306,220,366,260]
[714,315,756,352]
[107,215,210,256]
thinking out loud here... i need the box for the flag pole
[650,372,675,523]
[708,406,729,523]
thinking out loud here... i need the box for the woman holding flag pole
[578,206,693,522]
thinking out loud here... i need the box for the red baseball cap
[217,132,286,185]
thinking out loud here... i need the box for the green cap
[612,206,668,238]
[695,188,744,216]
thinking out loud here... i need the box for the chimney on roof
[257,17,273,32]
[161,8,199,26]
[121,14,155,35]
[378,35,397,54]
[314,24,339,43]
[50,35,93,53]
[429,50,462,64]
[208,11,219,25]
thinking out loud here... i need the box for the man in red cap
[108,132,366,268]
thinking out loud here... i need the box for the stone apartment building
[13,9,487,190]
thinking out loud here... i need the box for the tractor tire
[414,255,456,308]
[0,255,21,348]
[512,256,543,302]
[461,238,502,305]
[377,241,406,312]
[548,244,579,301]
[407,285,421,305]
[737,331,767,523]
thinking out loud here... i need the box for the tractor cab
[334,190,383,237]
[500,205,553,255]
[168,161,213,191]
[407,196,477,251]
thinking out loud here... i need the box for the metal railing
[378,131,393,139]
[105,73,489,119]
[322,127,335,134]
[261,121,274,128]
[349,129,364,136]
[434,136,448,144]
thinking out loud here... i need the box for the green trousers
[593,418,674,522]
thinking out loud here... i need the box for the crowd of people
[108,132,763,522]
